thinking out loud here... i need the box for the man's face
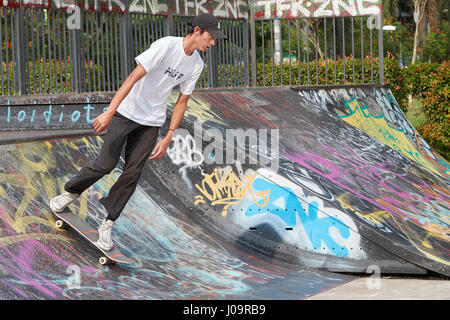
[195,27,216,51]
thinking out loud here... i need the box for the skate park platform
[0,85,448,300]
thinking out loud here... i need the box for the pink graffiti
[0,242,62,298]
[284,144,450,228]
[0,207,98,298]
[0,238,99,299]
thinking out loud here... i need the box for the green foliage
[1,61,16,95]
[2,57,120,94]
[404,61,440,98]
[406,60,450,160]
[26,59,72,94]
[418,122,450,161]
[383,56,408,112]
[406,98,427,129]
[405,61,449,125]
[423,22,450,63]
[254,56,409,112]
[382,1,448,65]
[255,56,382,87]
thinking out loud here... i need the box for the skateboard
[52,209,135,265]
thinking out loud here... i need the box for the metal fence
[0,4,248,95]
[1,2,384,96]
[252,16,384,87]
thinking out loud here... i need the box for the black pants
[65,112,159,221]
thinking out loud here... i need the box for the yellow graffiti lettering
[336,192,449,266]
[168,93,226,126]
[336,193,390,225]
[0,138,103,246]
[195,168,270,216]
[340,98,442,176]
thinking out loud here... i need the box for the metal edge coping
[0,85,390,105]
[0,129,98,145]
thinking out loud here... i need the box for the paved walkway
[307,276,450,300]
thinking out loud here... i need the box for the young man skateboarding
[49,13,226,251]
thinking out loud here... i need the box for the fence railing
[252,16,384,87]
[1,1,384,96]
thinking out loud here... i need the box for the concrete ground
[307,276,450,300]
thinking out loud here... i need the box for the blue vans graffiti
[246,178,351,257]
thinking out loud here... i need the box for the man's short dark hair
[188,26,207,36]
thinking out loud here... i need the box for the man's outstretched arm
[149,93,190,160]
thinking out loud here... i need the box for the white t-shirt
[117,36,204,126]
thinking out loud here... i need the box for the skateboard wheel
[55,220,66,229]
[99,257,109,265]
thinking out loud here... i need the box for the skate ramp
[0,84,449,299]
[155,85,449,276]
[0,136,353,299]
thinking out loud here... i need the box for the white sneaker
[49,192,79,213]
[97,219,114,251]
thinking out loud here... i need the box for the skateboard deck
[53,209,135,265]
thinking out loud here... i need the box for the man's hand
[93,111,114,134]
[149,136,172,160]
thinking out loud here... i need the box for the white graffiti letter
[168,132,203,168]
[185,0,195,15]
[109,0,126,12]
[196,0,209,15]
[256,0,273,19]
[276,0,291,17]
[332,0,357,16]
[366,13,382,30]
[237,0,249,19]
[214,0,226,17]
[129,0,145,13]
[313,0,332,18]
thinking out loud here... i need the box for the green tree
[423,21,450,62]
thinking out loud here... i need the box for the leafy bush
[255,56,381,87]
[383,55,408,112]
[407,61,449,125]
[423,22,450,63]
[407,61,449,160]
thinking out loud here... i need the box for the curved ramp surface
[0,137,353,299]
[294,85,449,179]
[159,86,449,276]
[0,85,448,299]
